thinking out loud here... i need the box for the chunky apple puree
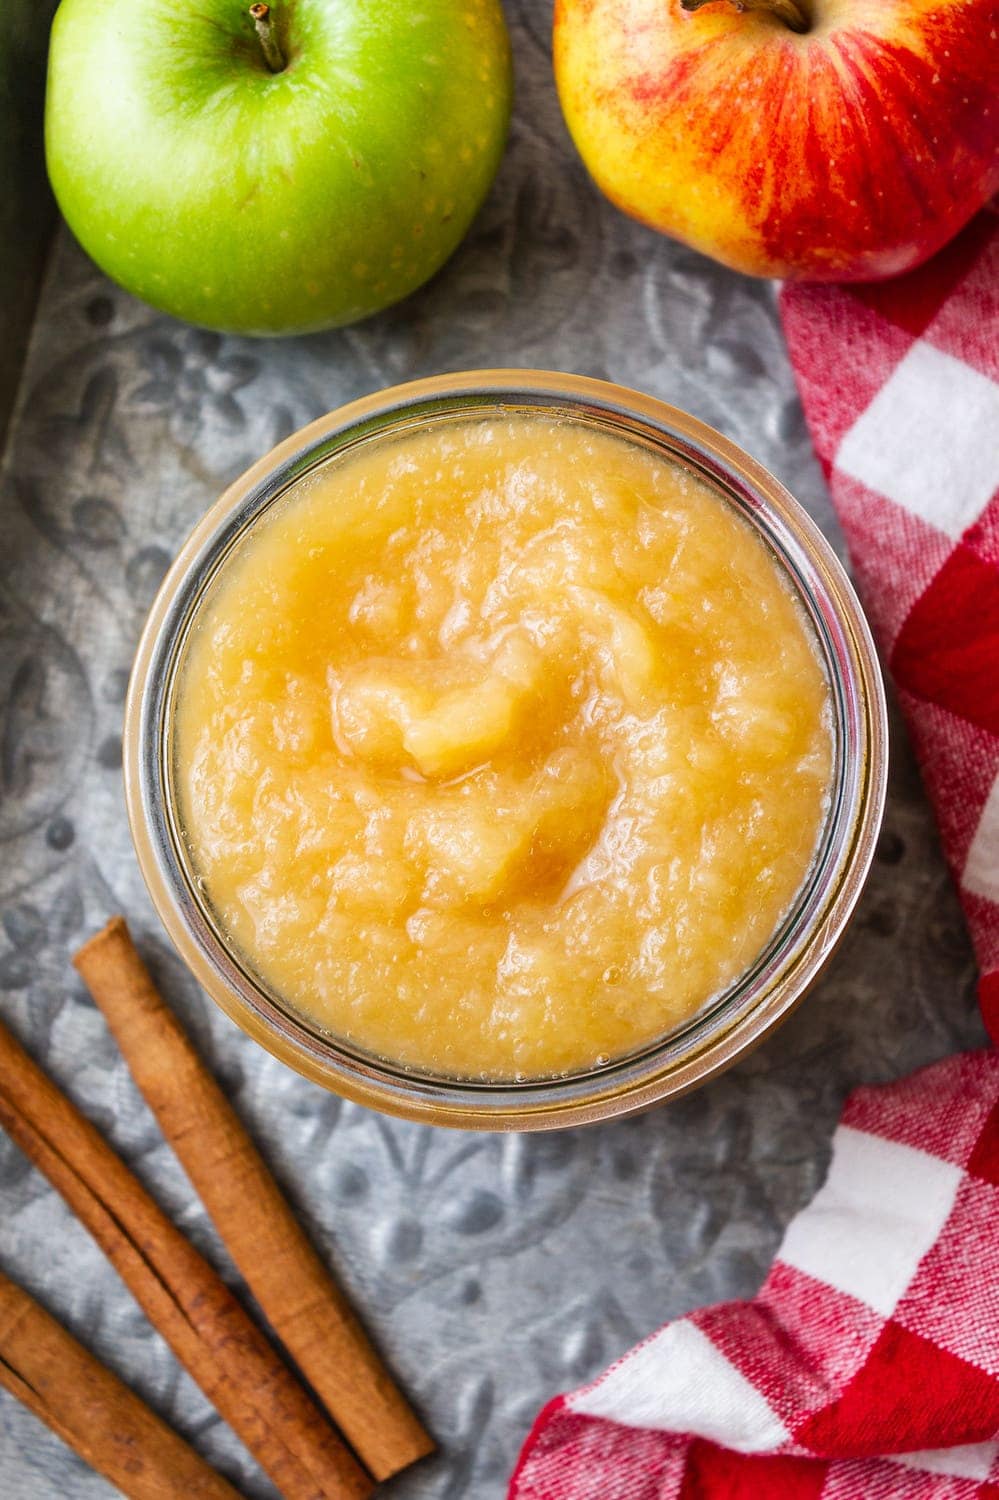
[176,415,833,1080]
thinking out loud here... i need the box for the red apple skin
[554,0,999,281]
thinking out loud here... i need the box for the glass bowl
[124,371,887,1130]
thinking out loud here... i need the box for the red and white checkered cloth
[783,207,999,1039]
[510,206,999,1499]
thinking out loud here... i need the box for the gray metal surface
[0,3,986,1497]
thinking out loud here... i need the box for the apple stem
[249,3,286,71]
[680,0,810,32]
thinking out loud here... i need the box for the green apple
[45,0,512,335]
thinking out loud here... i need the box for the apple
[45,0,512,334]
[553,0,999,281]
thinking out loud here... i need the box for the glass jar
[125,371,887,1130]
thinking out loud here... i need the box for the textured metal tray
[0,3,986,1496]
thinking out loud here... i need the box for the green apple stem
[249,2,286,71]
[680,0,809,32]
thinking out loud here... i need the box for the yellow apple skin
[554,0,999,281]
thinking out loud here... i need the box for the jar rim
[124,370,888,1130]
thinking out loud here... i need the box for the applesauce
[173,412,833,1081]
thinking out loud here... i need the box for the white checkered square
[836,340,999,540]
[891,1442,999,1481]
[963,770,999,907]
[823,1459,984,1498]
[569,1320,789,1452]
[778,1127,962,1317]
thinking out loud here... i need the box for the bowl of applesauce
[125,372,887,1129]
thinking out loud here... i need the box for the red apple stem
[249,3,286,71]
[680,0,809,32]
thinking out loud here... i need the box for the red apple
[554,0,999,281]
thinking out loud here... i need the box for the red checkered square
[795,1321,999,1455]
[968,1102,999,1189]
[510,1402,688,1500]
[964,495,999,569]
[891,545,999,738]
[779,291,916,468]
[982,972,999,1043]
[758,1264,885,1413]
[891,694,999,879]
[923,221,999,382]
[895,1176,999,1377]
[841,1053,999,1169]
[832,475,953,652]
[693,1275,883,1432]
[681,1442,829,1499]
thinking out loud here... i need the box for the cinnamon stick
[0,1018,371,1500]
[74,916,433,1482]
[0,1269,242,1500]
